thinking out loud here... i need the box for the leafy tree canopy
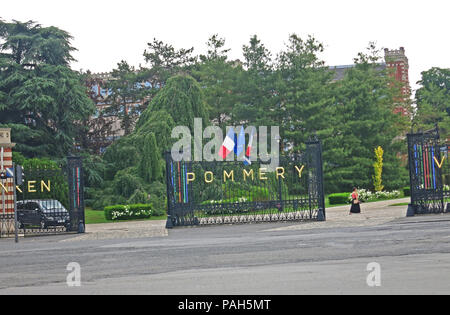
[0,19,94,157]
[192,34,241,127]
[138,74,209,131]
[141,38,197,94]
[232,35,276,127]
[324,44,409,192]
[91,74,207,209]
[276,34,334,151]
[414,67,450,138]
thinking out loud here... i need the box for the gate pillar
[0,128,15,236]
[406,204,415,217]
[67,156,85,233]
[407,126,446,215]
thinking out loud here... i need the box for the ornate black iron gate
[0,156,85,238]
[407,127,449,215]
[165,139,325,227]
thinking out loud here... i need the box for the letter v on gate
[434,156,446,168]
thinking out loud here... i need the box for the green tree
[141,38,197,96]
[93,74,208,209]
[325,44,408,192]
[0,19,95,157]
[77,71,117,154]
[192,34,242,127]
[276,34,335,152]
[373,146,384,192]
[139,74,209,131]
[414,67,450,138]
[103,61,148,136]
[232,35,277,127]
[138,132,161,183]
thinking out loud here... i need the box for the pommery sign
[184,165,305,184]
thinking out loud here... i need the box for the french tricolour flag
[220,128,236,159]
[234,126,245,157]
[244,128,256,165]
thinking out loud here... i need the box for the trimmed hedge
[151,208,166,217]
[104,204,152,221]
[403,186,411,197]
[328,193,351,205]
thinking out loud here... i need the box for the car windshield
[40,200,64,210]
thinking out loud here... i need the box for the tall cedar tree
[0,19,94,157]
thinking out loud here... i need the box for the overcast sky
[2,0,449,93]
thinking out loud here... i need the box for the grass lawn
[85,208,167,225]
[325,197,348,208]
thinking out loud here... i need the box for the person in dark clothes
[349,187,361,214]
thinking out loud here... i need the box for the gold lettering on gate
[295,165,305,178]
[434,156,445,169]
[28,181,37,193]
[204,171,214,183]
[276,167,285,179]
[243,169,254,181]
[186,173,195,184]
[41,180,51,192]
[259,168,267,181]
[223,170,234,182]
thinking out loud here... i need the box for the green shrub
[127,188,149,205]
[112,168,144,198]
[403,186,411,197]
[328,193,351,205]
[104,204,152,221]
[151,208,166,217]
[89,185,127,211]
[104,205,124,220]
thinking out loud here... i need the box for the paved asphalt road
[1,211,450,294]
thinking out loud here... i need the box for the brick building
[384,47,411,115]
[330,47,411,116]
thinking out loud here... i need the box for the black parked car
[16,200,71,230]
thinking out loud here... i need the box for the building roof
[329,63,387,81]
